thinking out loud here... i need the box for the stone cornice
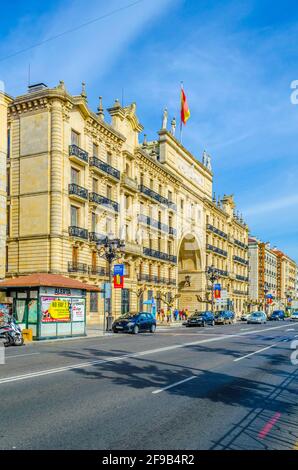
[158,129,213,179]
[8,87,126,144]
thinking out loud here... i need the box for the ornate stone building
[3,81,249,323]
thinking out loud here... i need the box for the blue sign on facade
[113,264,124,276]
[214,283,221,291]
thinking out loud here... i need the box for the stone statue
[162,107,168,129]
[171,117,176,136]
[202,150,212,172]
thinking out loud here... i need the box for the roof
[0,273,101,292]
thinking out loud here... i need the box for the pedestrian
[161,308,165,323]
[166,307,171,323]
[174,308,179,321]
[157,308,161,321]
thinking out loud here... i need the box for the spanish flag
[180,86,190,125]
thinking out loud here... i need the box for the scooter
[0,317,24,346]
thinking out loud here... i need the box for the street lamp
[205,265,220,313]
[264,282,269,316]
[97,235,125,331]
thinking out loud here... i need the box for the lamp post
[264,282,269,316]
[97,235,125,331]
[205,265,220,313]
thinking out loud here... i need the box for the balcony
[236,274,249,282]
[121,173,138,192]
[89,232,106,244]
[233,255,249,266]
[138,214,171,234]
[89,156,120,181]
[206,224,228,240]
[68,183,88,202]
[143,247,177,264]
[69,144,88,165]
[233,289,249,296]
[216,269,229,277]
[139,184,176,210]
[89,192,119,212]
[123,241,142,256]
[88,266,107,276]
[68,262,88,273]
[234,239,248,250]
[206,244,228,257]
[68,226,88,240]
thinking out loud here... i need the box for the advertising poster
[41,297,70,323]
[28,299,38,323]
[71,299,85,322]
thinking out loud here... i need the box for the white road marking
[0,323,296,385]
[234,343,278,362]
[152,376,197,394]
[286,329,295,332]
[6,353,40,360]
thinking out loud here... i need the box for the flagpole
[180,81,183,143]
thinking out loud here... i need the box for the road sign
[114,264,124,276]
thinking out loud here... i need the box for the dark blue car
[112,312,156,334]
[185,311,215,327]
[214,310,235,325]
[269,310,285,321]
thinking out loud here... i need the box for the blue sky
[1,0,298,261]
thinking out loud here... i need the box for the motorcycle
[0,317,24,346]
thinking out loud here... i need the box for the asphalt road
[0,320,298,450]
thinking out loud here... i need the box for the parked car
[247,311,267,324]
[269,310,285,321]
[112,312,156,334]
[241,313,249,321]
[185,311,215,327]
[214,310,235,325]
[290,311,298,321]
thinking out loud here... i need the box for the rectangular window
[93,143,99,157]
[107,185,112,200]
[7,167,10,195]
[121,288,130,315]
[107,152,112,165]
[71,167,79,184]
[72,246,78,264]
[90,292,98,312]
[7,129,10,160]
[71,129,80,146]
[6,207,10,236]
[92,251,97,269]
[106,217,112,234]
[168,190,172,202]
[92,178,98,193]
[71,205,79,226]
[91,212,96,232]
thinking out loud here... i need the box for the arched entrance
[178,234,205,313]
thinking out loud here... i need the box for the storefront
[0,274,100,340]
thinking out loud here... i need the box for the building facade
[249,237,297,311]
[248,237,277,312]
[3,81,249,323]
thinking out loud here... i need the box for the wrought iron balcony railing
[68,262,88,273]
[234,239,248,250]
[89,192,119,212]
[206,244,228,257]
[139,184,176,210]
[233,255,249,266]
[68,226,88,240]
[88,266,107,276]
[143,247,177,264]
[169,226,177,236]
[206,224,228,240]
[69,144,88,163]
[236,274,249,282]
[89,232,107,244]
[138,214,172,234]
[89,156,120,180]
[68,183,88,200]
